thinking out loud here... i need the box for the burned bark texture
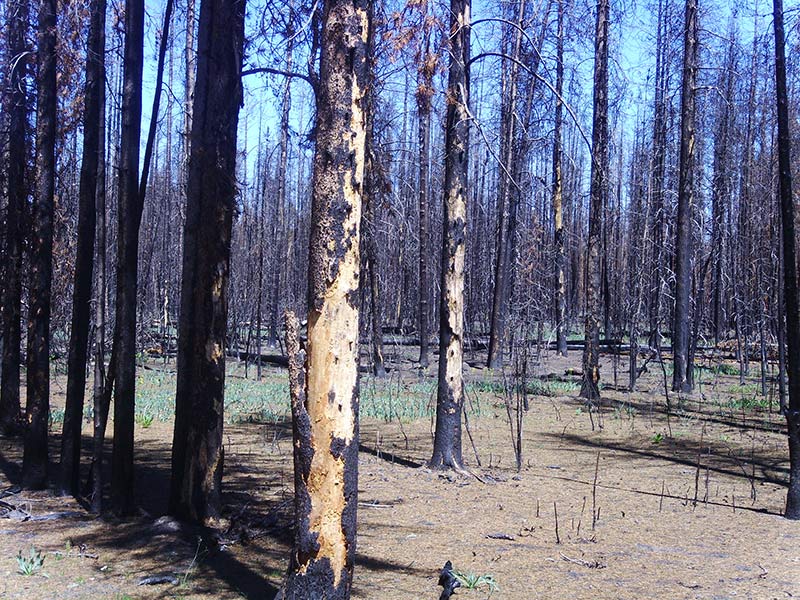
[169,0,245,526]
[580,0,609,402]
[0,0,28,434]
[59,0,105,497]
[552,0,567,358]
[431,0,470,469]
[672,0,698,394]
[772,0,800,520]
[23,0,57,490]
[279,1,369,596]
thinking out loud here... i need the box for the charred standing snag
[169,0,246,525]
[277,0,369,596]
[22,0,57,490]
[772,0,800,520]
[580,0,609,402]
[430,0,471,471]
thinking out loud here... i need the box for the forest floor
[0,345,797,599]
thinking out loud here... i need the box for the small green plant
[48,408,65,429]
[452,569,499,595]
[135,412,154,428]
[651,432,664,444]
[16,546,45,576]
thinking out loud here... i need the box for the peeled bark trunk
[22,0,57,490]
[0,0,28,434]
[59,0,105,497]
[772,0,800,520]
[431,0,470,469]
[672,0,698,394]
[169,0,245,525]
[580,0,609,402]
[279,1,369,596]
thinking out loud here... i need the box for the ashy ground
[0,347,797,599]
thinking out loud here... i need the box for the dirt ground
[0,347,798,600]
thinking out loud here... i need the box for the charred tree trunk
[672,0,698,394]
[59,0,105,497]
[110,0,144,515]
[580,0,609,402]
[0,0,28,434]
[416,22,434,370]
[169,0,245,525]
[487,0,524,369]
[772,0,800,520]
[22,0,57,490]
[430,0,470,469]
[278,0,369,596]
[552,0,567,357]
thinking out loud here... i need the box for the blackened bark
[59,0,105,497]
[111,0,144,515]
[416,24,434,369]
[0,0,28,434]
[279,1,368,595]
[772,0,800,520]
[580,0,609,402]
[672,0,697,394]
[169,0,245,525]
[553,0,567,357]
[22,0,57,490]
[487,0,524,369]
[431,0,470,469]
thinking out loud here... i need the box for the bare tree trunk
[59,0,105,497]
[22,0,57,490]
[416,19,434,369]
[672,0,698,394]
[772,0,800,520]
[278,0,369,595]
[580,0,609,402]
[552,0,567,357]
[487,0,524,369]
[0,0,28,434]
[430,0,470,469]
[110,0,144,515]
[169,0,245,525]
[90,55,107,513]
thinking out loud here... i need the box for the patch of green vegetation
[709,363,740,376]
[451,569,499,595]
[48,408,65,429]
[470,378,579,397]
[650,432,664,444]
[16,546,45,576]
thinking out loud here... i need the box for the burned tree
[430,0,470,469]
[672,0,698,394]
[22,0,57,490]
[772,0,800,520]
[278,0,369,596]
[169,0,245,524]
[580,0,609,402]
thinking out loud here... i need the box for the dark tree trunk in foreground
[59,0,105,497]
[169,0,245,525]
[416,19,434,369]
[672,0,698,394]
[22,0,57,490]
[552,0,567,357]
[431,0,470,469]
[0,0,28,434]
[773,0,800,520]
[90,70,108,513]
[111,0,144,515]
[580,0,609,402]
[279,0,369,596]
